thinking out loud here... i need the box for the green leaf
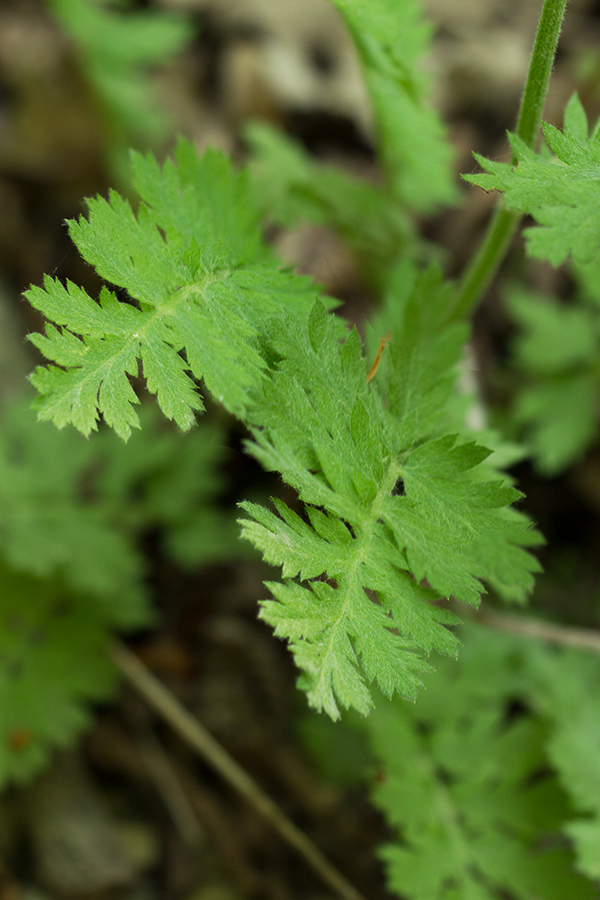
[572,253,600,308]
[565,821,600,880]
[91,403,241,569]
[239,271,540,718]
[26,142,322,439]
[387,436,533,605]
[0,398,147,623]
[367,263,467,447]
[0,392,244,787]
[465,94,600,265]
[515,374,598,474]
[526,649,600,881]
[0,394,237,616]
[509,288,598,372]
[507,286,600,474]
[48,0,192,143]
[367,627,595,900]
[331,0,457,213]
[24,132,540,725]
[0,565,119,789]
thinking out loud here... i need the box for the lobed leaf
[465,94,600,266]
[367,626,595,900]
[507,286,600,474]
[26,143,323,439]
[239,270,541,718]
[330,0,457,213]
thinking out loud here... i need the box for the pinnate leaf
[239,271,540,718]
[26,143,321,439]
[330,0,457,213]
[367,627,595,900]
[465,94,600,266]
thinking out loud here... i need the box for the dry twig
[110,640,368,900]
[478,609,600,654]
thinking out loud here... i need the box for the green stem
[449,0,569,323]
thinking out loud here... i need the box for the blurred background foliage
[2,0,600,897]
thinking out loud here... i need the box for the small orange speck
[8,729,32,752]
[367,333,391,383]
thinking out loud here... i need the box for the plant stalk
[111,641,369,900]
[449,0,569,322]
[478,610,600,655]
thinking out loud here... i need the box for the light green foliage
[239,268,540,718]
[465,94,600,266]
[14,0,600,892]
[0,398,146,621]
[367,626,595,900]
[524,647,600,881]
[0,397,237,604]
[0,565,119,788]
[24,134,540,721]
[572,251,600,308]
[11,0,600,894]
[0,396,237,787]
[330,0,457,213]
[89,405,240,568]
[507,283,600,474]
[26,142,322,440]
[48,0,192,147]
[246,123,417,284]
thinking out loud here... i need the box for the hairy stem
[449,0,569,323]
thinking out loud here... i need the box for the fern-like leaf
[367,627,595,900]
[465,94,600,266]
[331,0,457,213]
[239,269,540,718]
[26,142,324,439]
[26,141,540,721]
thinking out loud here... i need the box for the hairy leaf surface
[240,270,540,718]
[26,142,540,722]
[26,143,322,439]
[465,94,600,266]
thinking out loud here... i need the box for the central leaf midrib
[310,457,403,707]
[65,270,230,396]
